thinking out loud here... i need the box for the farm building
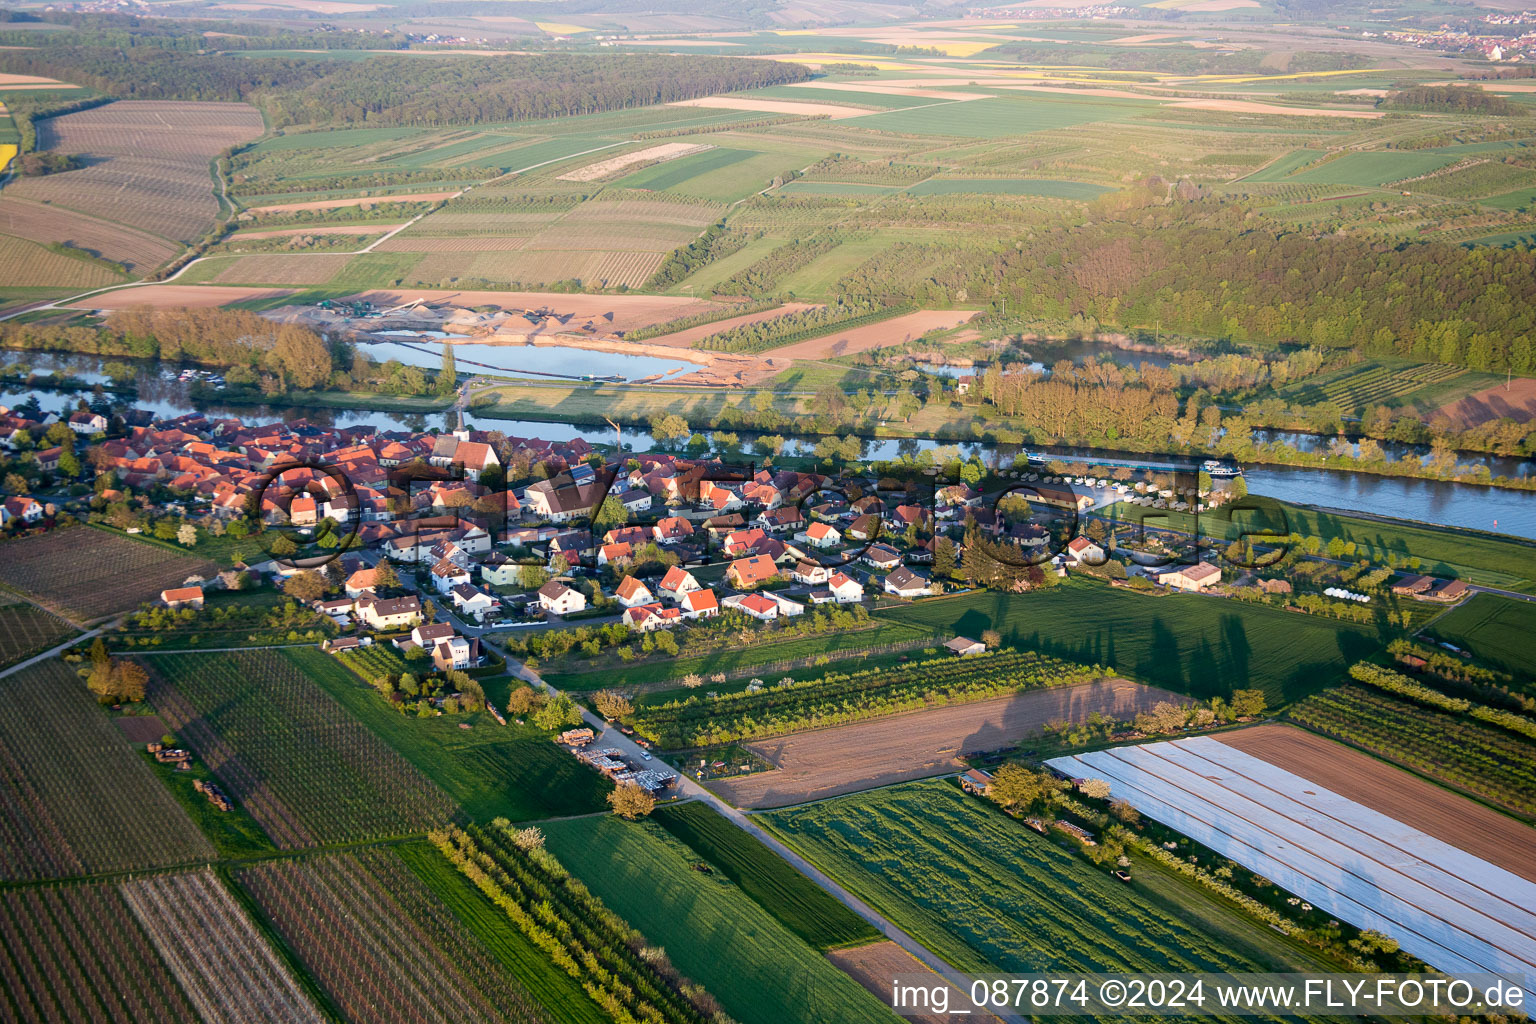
[959,768,993,794]
[945,636,986,656]
[160,586,205,610]
[1157,563,1221,592]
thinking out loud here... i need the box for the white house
[623,602,683,632]
[826,572,863,604]
[451,583,498,620]
[538,581,587,615]
[67,410,108,435]
[680,588,719,619]
[657,566,701,603]
[722,592,804,621]
[614,576,655,609]
[480,554,522,587]
[412,622,456,649]
[430,558,472,595]
[883,566,932,598]
[2,495,44,525]
[1065,536,1105,565]
[791,560,832,586]
[797,522,841,549]
[356,594,422,630]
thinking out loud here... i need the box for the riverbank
[456,382,1536,492]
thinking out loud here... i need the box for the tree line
[0,45,810,129]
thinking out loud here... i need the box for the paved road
[486,637,1025,1024]
[0,627,102,682]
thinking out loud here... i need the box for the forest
[0,46,809,128]
[839,195,1536,375]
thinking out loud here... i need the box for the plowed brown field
[712,679,1179,809]
[1435,378,1536,428]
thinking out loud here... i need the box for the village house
[344,566,382,598]
[791,560,833,586]
[411,622,455,649]
[846,513,882,542]
[614,576,655,609]
[723,527,769,557]
[826,572,864,603]
[1,495,44,525]
[657,565,701,603]
[67,410,108,435]
[432,634,479,672]
[522,480,601,523]
[598,542,633,567]
[431,558,472,595]
[863,544,903,570]
[537,581,587,616]
[1157,562,1222,592]
[160,586,205,610]
[451,583,498,620]
[757,506,804,534]
[1065,536,1105,565]
[797,522,841,549]
[623,602,683,632]
[355,594,422,630]
[723,592,804,621]
[653,516,694,545]
[680,587,719,619]
[883,566,932,598]
[727,554,779,589]
[479,552,522,587]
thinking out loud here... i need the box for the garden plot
[1048,737,1536,999]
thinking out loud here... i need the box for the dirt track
[829,942,995,1024]
[1216,723,1536,881]
[712,679,1179,809]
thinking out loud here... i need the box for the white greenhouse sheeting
[1048,737,1536,1000]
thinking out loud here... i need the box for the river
[4,352,1533,541]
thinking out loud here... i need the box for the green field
[1284,151,1464,187]
[907,177,1114,199]
[761,779,1313,977]
[651,802,879,951]
[294,647,610,822]
[874,581,1384,704]
[396,840,610,1024]
[852,95,1148,137]
[617,145,756,192]
[539,815,895,1024]
[1425,593,1536,677]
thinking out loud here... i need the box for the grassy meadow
[539,814,897,1024]
[874,580,1385,704]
